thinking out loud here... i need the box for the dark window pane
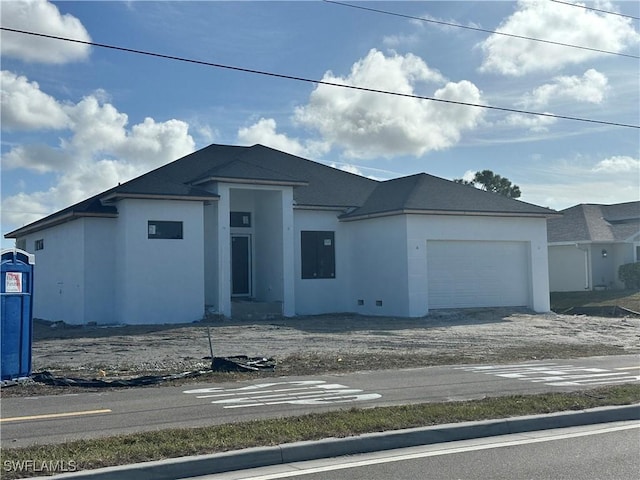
[230,212,251,228]
[301,231,335,279]
[148,221,183,239]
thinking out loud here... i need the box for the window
[301,231,335,279]
[230,212,251,227]
[35,239,44,251]
[16,239,26,250]
[148,221,183,239]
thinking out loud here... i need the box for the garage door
[426,240,530,309]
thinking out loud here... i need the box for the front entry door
[231,235,251,296]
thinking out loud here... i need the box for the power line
[1,27,638,130]
[550,0,640,21]
[324,0,639,59]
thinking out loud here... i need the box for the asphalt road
[1,355,638,447]
[192,421,640,480]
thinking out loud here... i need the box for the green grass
[2,384,639,479]
[550,289,640,312]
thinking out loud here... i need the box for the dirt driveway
[28,308,640,379]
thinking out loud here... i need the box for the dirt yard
[26,308,640,380]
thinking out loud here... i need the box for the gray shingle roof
[340,173,556,219]
[5,143,558,238]
[547,201,640,243]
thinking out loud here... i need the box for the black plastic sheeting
[28,356,276,388]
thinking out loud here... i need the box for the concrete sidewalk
[40,404,639,480]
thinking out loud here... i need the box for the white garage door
[427,240,530,309]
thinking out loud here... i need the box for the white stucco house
[547,202,640,292]
[5,144,557,325]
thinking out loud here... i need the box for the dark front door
[231,235,251,296]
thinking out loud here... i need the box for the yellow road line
[0,408,112,423]
[614,366,640,371]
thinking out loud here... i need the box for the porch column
[216,184,232,317]
[281,188,295,316]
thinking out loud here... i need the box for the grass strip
[2,384,639,479]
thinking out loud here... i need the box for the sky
[1,0,639,247]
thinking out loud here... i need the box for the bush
[618,262,640,290]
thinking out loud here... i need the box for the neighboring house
[547,202,640,292]
[5,144,557,325]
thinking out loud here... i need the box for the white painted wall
[83,218,116,324]
[254,190,284,302]
[293,209,352,315]
[25,220,86,324]
[113,199,205,324]
[347,215,410,316]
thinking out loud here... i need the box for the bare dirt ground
[2,308,639,397]
[29,308,640,371]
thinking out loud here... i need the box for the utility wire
[550,0,640,21]
[324,0,639,59]
[1,27,638,129]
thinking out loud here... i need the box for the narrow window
[35,239,44,251]
[148,221,183,239]
[301,231,335,279]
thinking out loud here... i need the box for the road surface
[1,355,638,447]
[189,421,640,480]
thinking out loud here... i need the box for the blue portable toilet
[1,248,35,380]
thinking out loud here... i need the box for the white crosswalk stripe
[184,380,382,408]
[455,363,640,386]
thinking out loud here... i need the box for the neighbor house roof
[547,201,640,243]
[5,144,558,238]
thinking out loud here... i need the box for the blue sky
[1,0,639,247]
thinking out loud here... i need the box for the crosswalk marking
[184,380,382,409]
[455,363,640,387]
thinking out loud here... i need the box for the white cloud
[499,113,557,132]
[0,70,69,130]
[237,117,330,158]
[1,73,196,228]
[0,0,92,64]
[520,70,609,109]
[592,155,640,173]
[519,154,640,210]
[294,49,483,159]
[479,0,640,76]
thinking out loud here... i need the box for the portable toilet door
[1,248,35,381]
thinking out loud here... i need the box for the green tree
[454,170,521,199]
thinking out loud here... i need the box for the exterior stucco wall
[347,215,410,316]
[548,245,590,292]
[83,217,116,324]
[293,209,351,315]
[114,199,205,324]
[24,220,86,324]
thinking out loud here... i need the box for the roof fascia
[4,211,118,239]
[101,193,219,204]
[293,205,350,212]
[191,176,308,187]
[340,208,559,222]
[548,241,593,246]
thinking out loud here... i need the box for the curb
[42,404,639,480]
